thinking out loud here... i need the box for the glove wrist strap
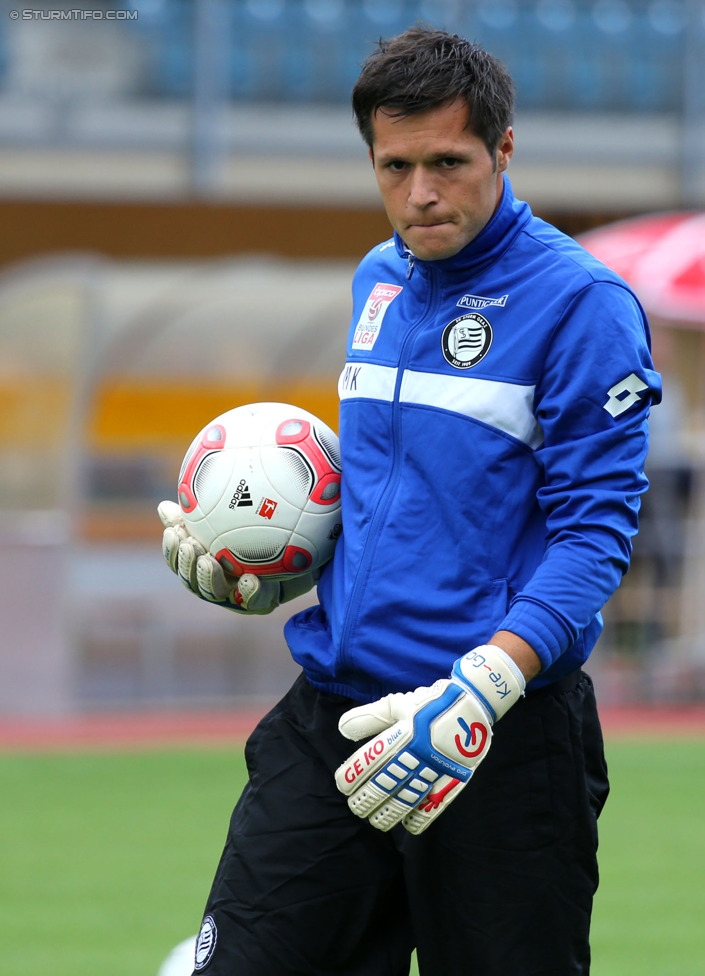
[453,644,526,724]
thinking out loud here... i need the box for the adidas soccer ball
[177,402,342,579]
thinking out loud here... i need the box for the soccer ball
[177,402,342,579]
[157,936,196,976]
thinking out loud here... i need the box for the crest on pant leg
[194,915,217,971]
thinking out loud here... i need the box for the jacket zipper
[338,264,438,672]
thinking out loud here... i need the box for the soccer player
[159,26,661,975]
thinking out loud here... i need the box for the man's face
[369,99,514,262]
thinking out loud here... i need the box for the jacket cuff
[498,597,576,672]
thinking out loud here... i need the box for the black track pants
[192,669,609,975]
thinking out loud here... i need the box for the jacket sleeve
[499,280,662,672]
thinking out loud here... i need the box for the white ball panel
[259,445,313,508]
[191,451,234,515]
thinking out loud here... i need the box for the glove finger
[236,574,281,613]
[195,553,233,602]
[362,760,469,832]
[234,573,260,609]
[402,775,468,835]
[178,538,207,593]
[162,524,187,574]
[354,750,444,832]
[157,499,185,530]
[338,680,449,742]
[338,700,397,742]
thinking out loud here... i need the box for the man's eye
[388,161,406,172]
[440,157,460,168]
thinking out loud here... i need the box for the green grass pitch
[1,738,704,975]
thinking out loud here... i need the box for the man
[159,26,661,975]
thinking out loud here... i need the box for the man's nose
[408,167,439,207]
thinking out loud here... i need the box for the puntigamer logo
[457,293,508,310]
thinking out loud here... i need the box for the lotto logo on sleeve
[352,283,402,351]
[603,372,648,418]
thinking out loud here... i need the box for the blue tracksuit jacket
[285,178,662,703]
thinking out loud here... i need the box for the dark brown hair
[352,26,515,157]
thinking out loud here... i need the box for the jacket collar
[393,176,532,278]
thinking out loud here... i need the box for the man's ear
[496,127,514,173]
[368,147,375,167]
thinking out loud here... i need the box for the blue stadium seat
[114,0,690,113]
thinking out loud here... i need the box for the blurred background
[1,0,704,717]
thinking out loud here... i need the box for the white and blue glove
[335,644,525,834]
[158,500,318,614]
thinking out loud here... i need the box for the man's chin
[408,243,460,262]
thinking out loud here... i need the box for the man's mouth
[409,220,451,228]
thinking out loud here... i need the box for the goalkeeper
[159,25,661,976]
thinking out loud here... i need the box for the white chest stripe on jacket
[338,362,398,402]
[401,369,543,449]
[339,362,543,450]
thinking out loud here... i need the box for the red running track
[1,704,705,752]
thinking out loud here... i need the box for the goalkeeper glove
[335,643,525,834]
[157,500,318,614]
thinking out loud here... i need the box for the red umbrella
[579,212,705,326]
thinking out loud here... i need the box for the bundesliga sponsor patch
[352,283,402,351]
[441,313,493,369]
